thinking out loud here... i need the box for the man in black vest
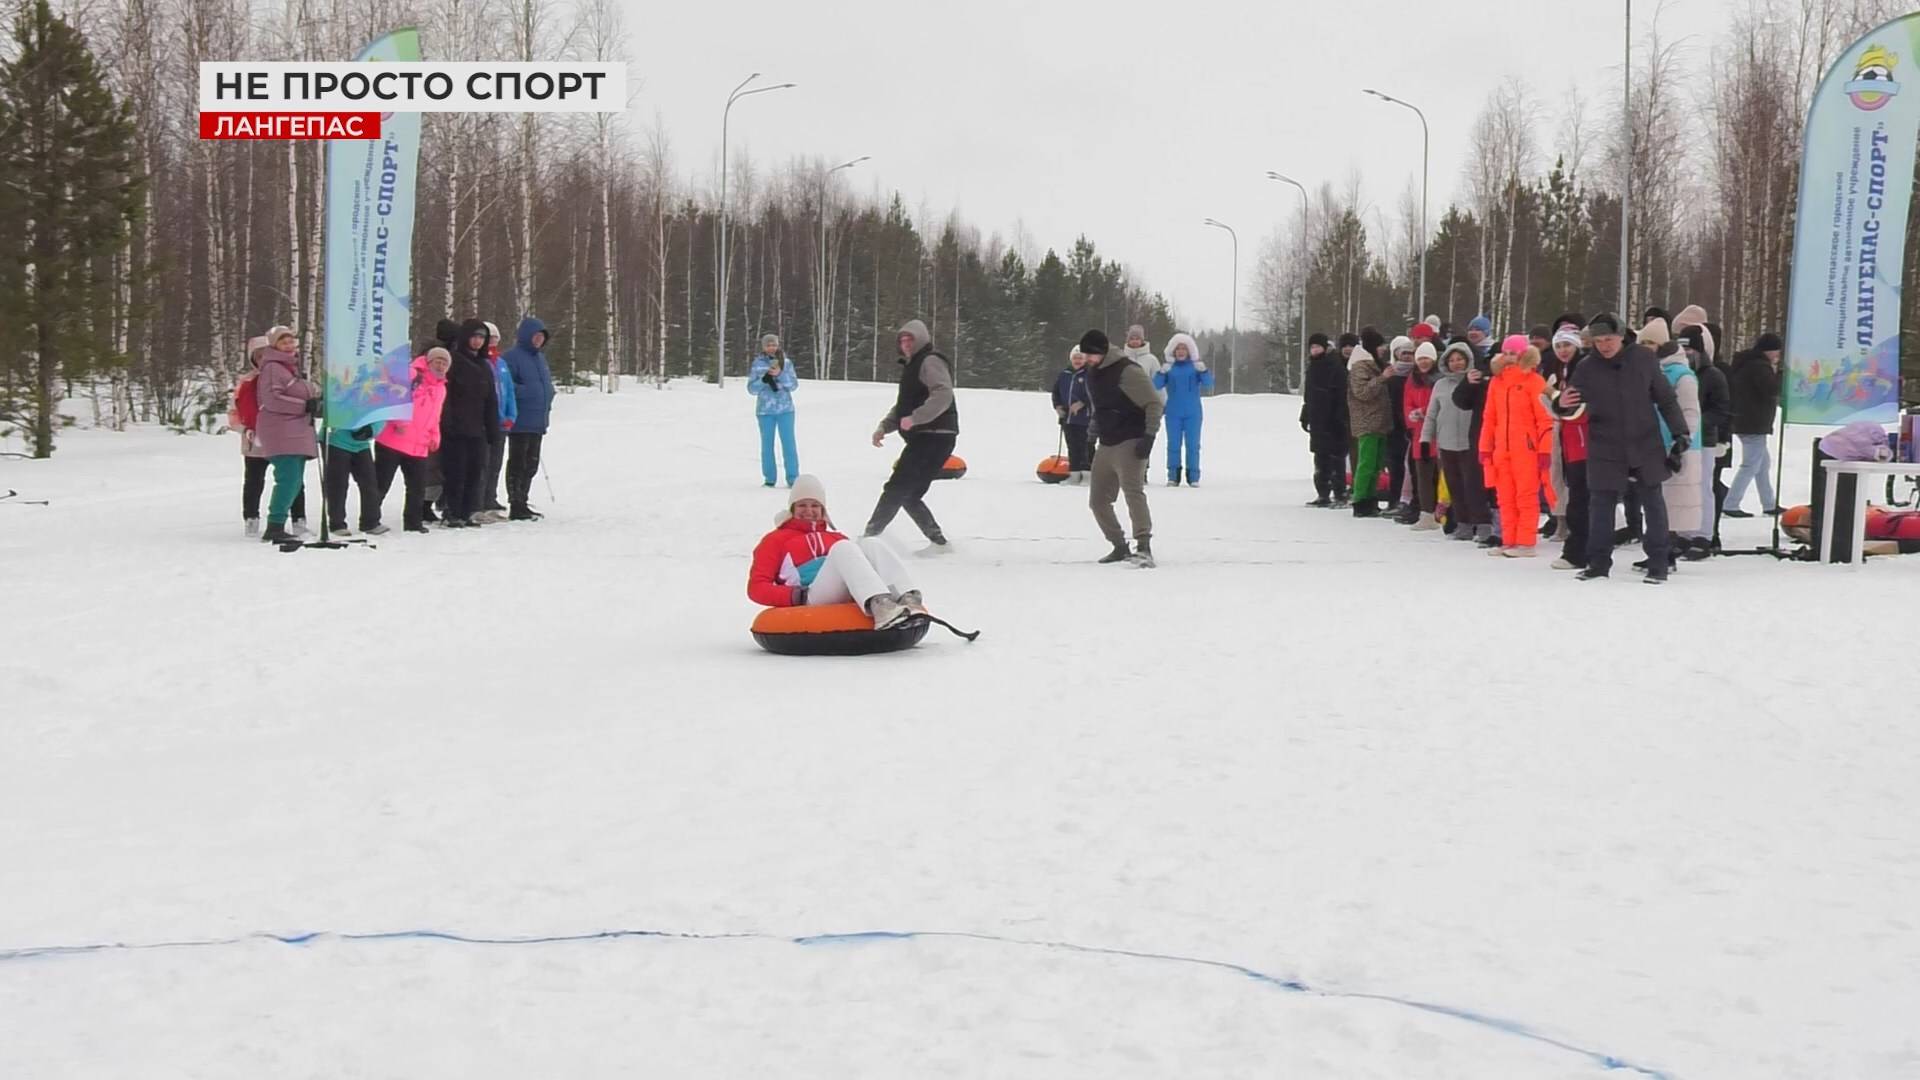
[1557,312,1689,583]
[1082,328,1164,567]
[864,319,959,552]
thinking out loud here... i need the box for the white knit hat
[774,474,829,525]
[1414,341,1438,362]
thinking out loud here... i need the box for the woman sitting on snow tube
[747,475,930,653]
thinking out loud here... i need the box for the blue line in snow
[0,925,1674,1079]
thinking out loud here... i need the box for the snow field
[2,381,1916,1079]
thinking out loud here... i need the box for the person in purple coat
[252,326,321,543]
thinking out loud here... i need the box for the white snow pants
[805,536,916,607]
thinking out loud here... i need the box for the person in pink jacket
[253,326,320,543]
[375,348,451,533]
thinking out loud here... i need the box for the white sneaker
[1502,547,1537,559]
[1487,546,1509,557]
[896,590,928,617]
[332,523,353,536]
[916,541,955,558]
[1411,513,1440,531]
[244,518,260,538]
[1551,558,1579,570]
[867,596,911,631]
[363,523,390,536]
[288,521,311,538]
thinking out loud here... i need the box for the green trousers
[1352,434,1384,502]
[267,455,307,525]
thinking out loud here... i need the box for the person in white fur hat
[747,475,924,630]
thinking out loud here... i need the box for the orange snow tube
[936,455,968,480]
[751,603,930,656]
[1036,455,1071,484]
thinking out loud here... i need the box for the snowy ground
[3,380,1917,1080]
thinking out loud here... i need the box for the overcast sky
[621,0,1733,330]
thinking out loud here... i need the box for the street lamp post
[718,73,795,387]
[1362,88,1429,324]
[1619,0,1632,316]
[1265,171,1310,392]
[1202,218,1238,394]
[816,155,869,379]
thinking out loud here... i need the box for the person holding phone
[749,333,800,488]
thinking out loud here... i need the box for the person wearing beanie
[1426,341,1491,541]
[1681,323,1732,553]
[476,320,518,520]
[1549,327,1592,569]
[749,332,801,488]
[1052,345,1095,483]
[1450,323,1501,541]
[1301,332,1349,506]
[1465,316,1493,359]
[1724,332,1784,518]
[1403,341,1442,529]
[1083,328,1163,565]
[1653,320,1707,568]
[1409,322,1437,345]
[502,317,556,521]
[438,318,503,528]
[1345,335,1394,517]
[231,334,309,538]
[375,347,450,533]
[748,475,924,631]
[1384,335,1417,522]
[1154,332,1213,486]
[251,327,321,544]
[1479,339,1557,556]
[1120,324,1165,462]
[865,319,960,553]
[1558,313,1688,582]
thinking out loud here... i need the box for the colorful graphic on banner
[323,28,422,433]
[1783,15,1920,426]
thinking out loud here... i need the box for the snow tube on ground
[936,456,967,480]
[751,603,930,656]
[1036,456,1071,484]
[1865,508,1920,540]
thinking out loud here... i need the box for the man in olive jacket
[1558,312,1690,582]
[1084,328,1164,566]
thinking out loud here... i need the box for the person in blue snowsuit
[501,316,555,520]
[749,333,799,487]
[1153,332,1213,486]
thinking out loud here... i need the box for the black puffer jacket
[1728,349,1781,435]
[1697,359,1733,447]
[1300,350,1349,453]
[1565,343,1689,490]
[441,318,502,444]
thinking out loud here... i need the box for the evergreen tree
[0,0,142,457]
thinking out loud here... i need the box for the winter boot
[329,521,352,536]
[1575,567,1610,582]
[362,523,390,536]
[1098,541,1133,564]
[1681,536,1711,562]
[1395,503,1421,525]
[1411,512,1440,531]
[405,523,431,534]
[1722,508,1753,519]
[1306,496,1332,508]
[1351,500,1380,518]
[1475,527,1502,548]
[916,539,954,557]
[244,518,260,539]
[866,594,911,631]
[896,590,928,618]
[288,520,312,539]
[1129,539,1156,569]
[261,522,293,544]
[1332,494,1351,508]
[1169,467,1182,486]
[1502,546,1538,559]
[1643,567,1669,585]
[510,506,544,521]
[1551,557,1583,570]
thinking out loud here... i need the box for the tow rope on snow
[921,613,981,643]
[0,924,1674,1079]
[0,489,49,506]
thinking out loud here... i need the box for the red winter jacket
[748,517,846,607]
[1403,375,1437,460]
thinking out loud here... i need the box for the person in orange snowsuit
[1479,335,1558,556]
